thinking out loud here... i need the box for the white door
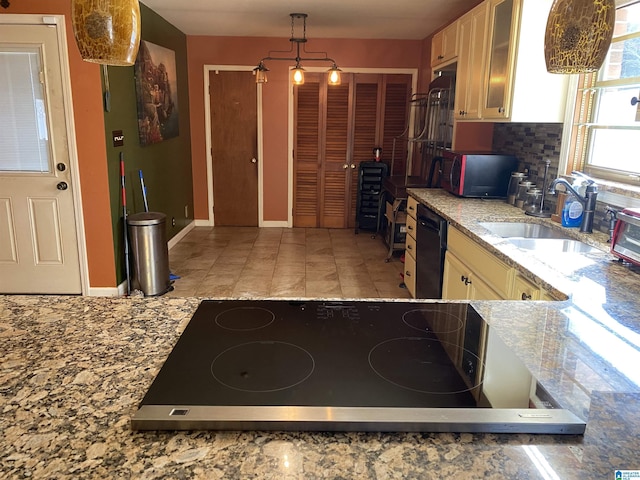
[0,23,82,294]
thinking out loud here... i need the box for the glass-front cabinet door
[482,0,517,119]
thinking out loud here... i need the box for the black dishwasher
[416,204,448,299]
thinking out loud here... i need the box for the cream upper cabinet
[431,21,459,67]
[454,2,489,120]
[480,0,568,122]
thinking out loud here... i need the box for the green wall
[103,3,193,286]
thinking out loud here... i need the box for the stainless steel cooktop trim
[131,405,586,434]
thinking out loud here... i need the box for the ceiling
[141,0,478,40]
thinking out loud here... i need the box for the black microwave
[440,151,519,198]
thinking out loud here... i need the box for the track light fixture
[254,13,341,86]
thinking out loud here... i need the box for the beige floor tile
[167,226,412,300]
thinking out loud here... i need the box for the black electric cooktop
[131,300,585,434]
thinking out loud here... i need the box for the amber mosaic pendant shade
[71,0,141,66]
[544,0,616,74]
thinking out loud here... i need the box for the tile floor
[165,226,411,299]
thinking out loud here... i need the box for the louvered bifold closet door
[293,73,411,228]
[382,75,412,176]
[349,74,380,228]
[293,78,321,227]
[321,76,351,228]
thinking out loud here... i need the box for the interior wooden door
[209,70,258,226]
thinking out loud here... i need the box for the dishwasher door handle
[418,218,440,233]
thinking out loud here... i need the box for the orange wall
[1,3,116,288]
[187,36,423,222]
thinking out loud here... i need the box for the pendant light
[255,13,342,86]
[544,0,616,74]
[71,0,141,66]
[328,64,342,86]
[292,64,305,85]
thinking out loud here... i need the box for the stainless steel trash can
[127,212,171,296]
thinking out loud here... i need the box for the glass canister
[507,172,527,205]
[523,188,543,214]
[515,181,535,209]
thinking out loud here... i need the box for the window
[570,0,640,185]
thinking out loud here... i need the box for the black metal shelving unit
[355,161,388,235]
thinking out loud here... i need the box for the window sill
[592,178,640,209]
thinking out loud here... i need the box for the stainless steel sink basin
[479,222,570,239]
[478,222,601,254]
[507,238,601,254]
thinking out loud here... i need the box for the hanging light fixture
[71,0,141,66]
[327,64,342,86]
[544,0,616,74]
[292,63,306,85]
[253,62,269,84]
[255,13,342,86]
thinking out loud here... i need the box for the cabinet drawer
[448,226,512,297]
[405,232,417,258]
[404,253,416,298]
[406,213,417,239]
[512,274,540,301]
[407,197,418,219]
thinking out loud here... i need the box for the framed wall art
[134,40,179,146]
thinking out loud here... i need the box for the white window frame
[560,0,640,190]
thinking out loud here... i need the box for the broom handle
[120,153,131,295]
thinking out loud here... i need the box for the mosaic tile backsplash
[491,123,620,237]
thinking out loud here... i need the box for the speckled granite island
[2,189,640,479]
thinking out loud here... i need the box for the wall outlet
[172,217,176,227]
[184,205,189,218]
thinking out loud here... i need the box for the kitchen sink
[479,222,570,239]
[506,238,601,254]
[479,222,601,254]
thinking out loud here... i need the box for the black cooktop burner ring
[368,337,481,395]
[402,308,464,335]
[210,340,316,393]
[214,307,276,331]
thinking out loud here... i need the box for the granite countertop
[2,189,640,478]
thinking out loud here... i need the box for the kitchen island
[2,190,640,478]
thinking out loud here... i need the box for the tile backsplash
[492,122,563,217]
[491,122,626,237]
[492,123,563,187]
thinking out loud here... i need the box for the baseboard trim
[195,219,213,227]
[88,286,121,297]
[261,220,290,228]
[169,221,196,249]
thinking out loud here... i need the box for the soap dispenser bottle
[561,179,584,228]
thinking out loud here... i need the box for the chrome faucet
[548,173,598,233]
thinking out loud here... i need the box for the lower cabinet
[443,225,553,301]
[443,252,504,300]
[513,273,540,301]
[404,197,418,297]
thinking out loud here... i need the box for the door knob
[350,164,355,169]
[250,158,257,164]
[343,164,349,169]
[57,182,68,190]
[56,163,66,172]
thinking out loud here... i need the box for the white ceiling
[141,0,478,40]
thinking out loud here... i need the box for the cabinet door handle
[405,271,411,277]
[407,244,413,250]
[461,275,471,285]
[407,225,413,231]
[521,292,532,300]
